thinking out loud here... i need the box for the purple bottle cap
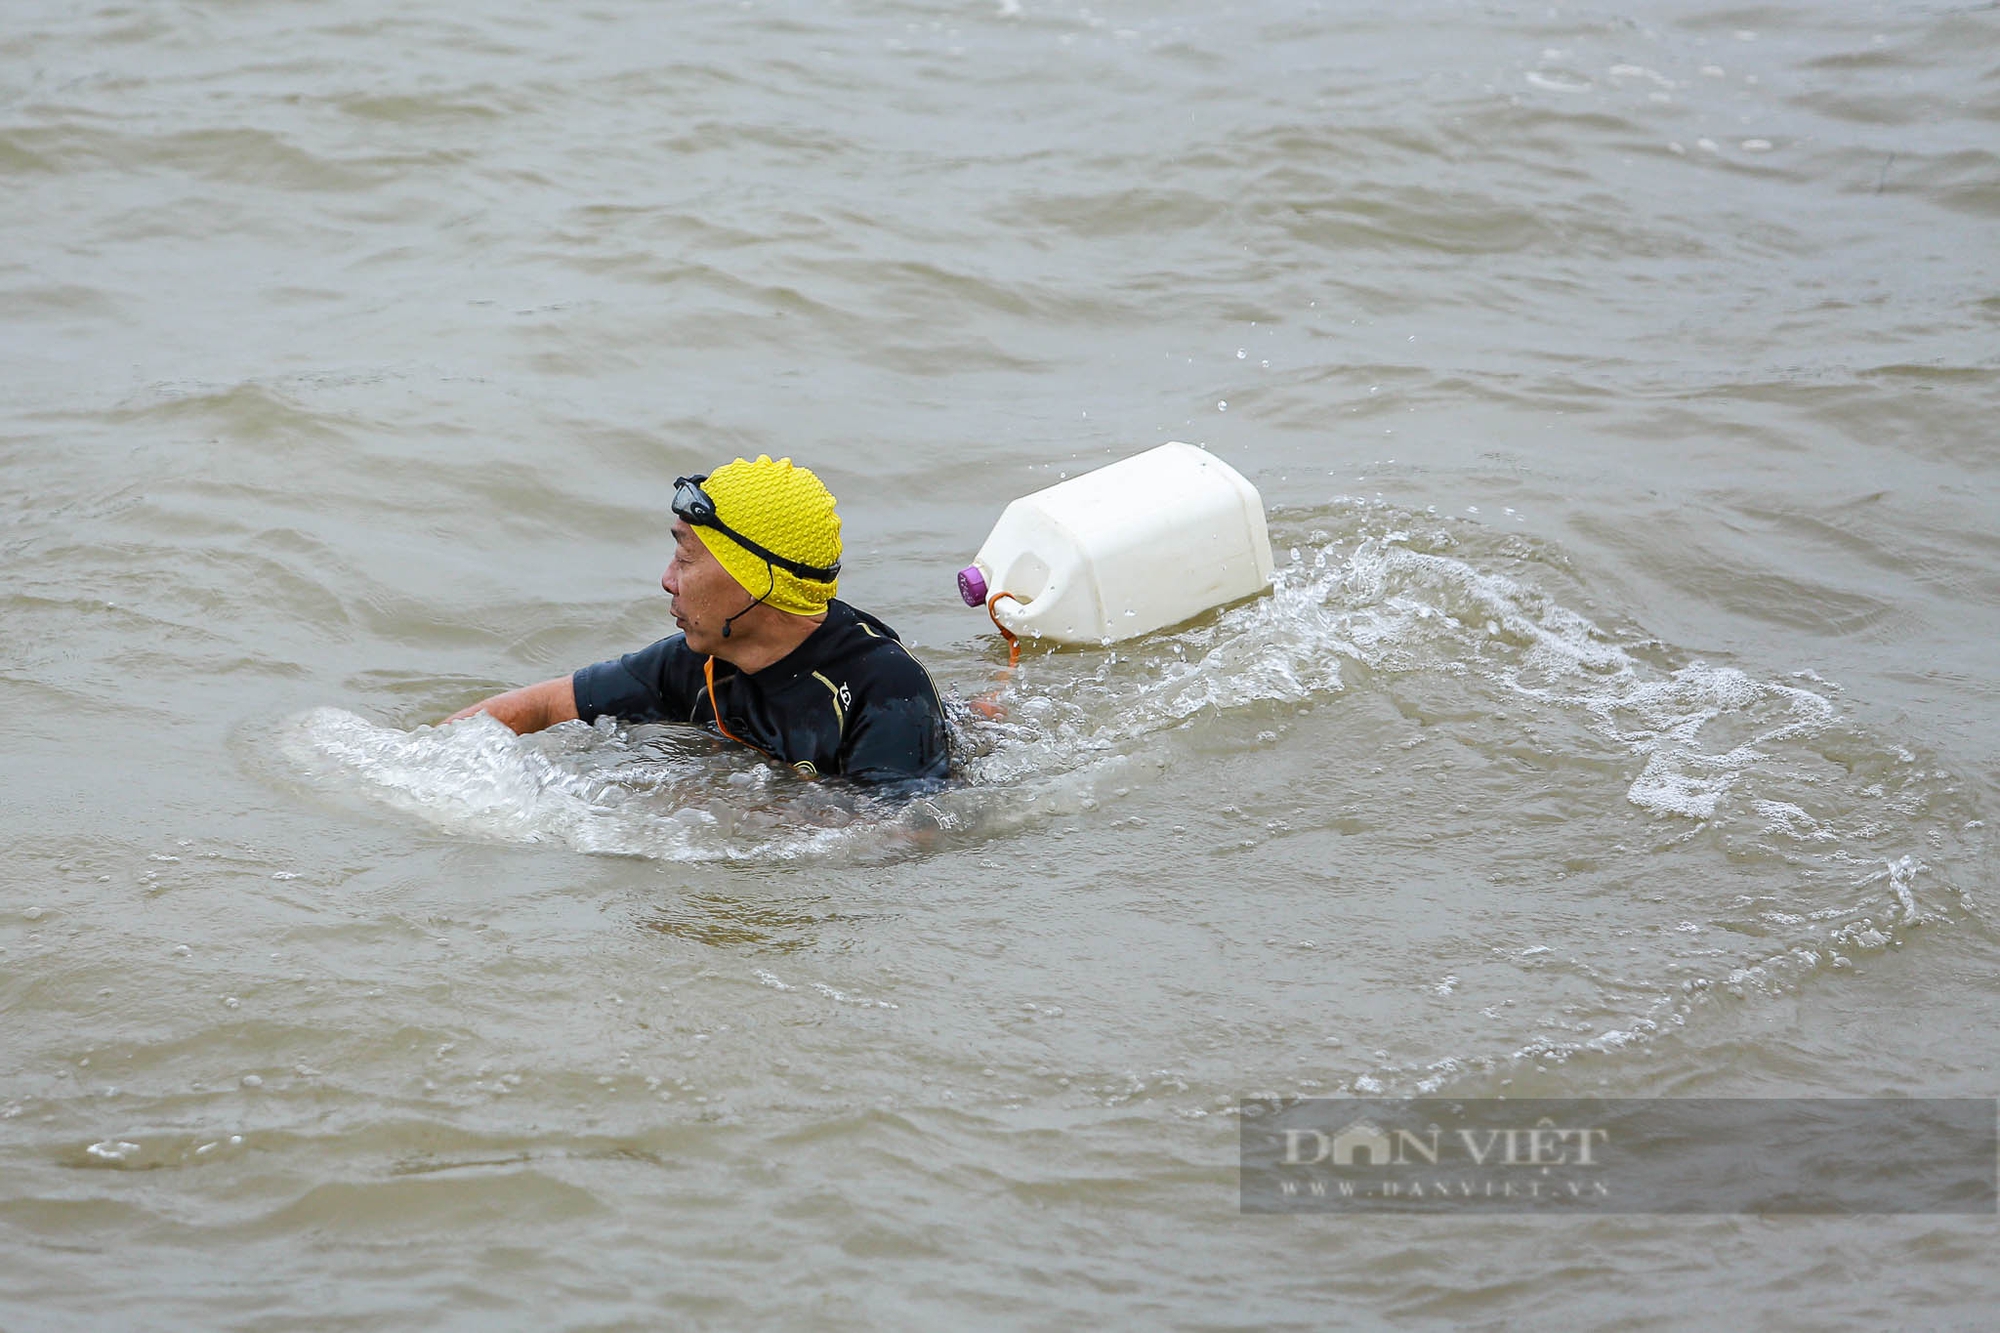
[957,564,988,607]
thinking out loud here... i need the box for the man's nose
[661,567,675,596]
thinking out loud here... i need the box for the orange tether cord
[986,590,1023,668]
[969,591,1024,720]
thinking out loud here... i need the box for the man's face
[662,519,745,655]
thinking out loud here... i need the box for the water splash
[278,501,1975,940]
[277,709,949,862]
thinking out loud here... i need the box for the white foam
[278,709,893,862]
[1119,531,1836,835]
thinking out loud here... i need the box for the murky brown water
[4,0,1998,1326]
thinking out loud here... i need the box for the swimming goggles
[671,474,842,582]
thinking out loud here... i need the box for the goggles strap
[673,474,839,582]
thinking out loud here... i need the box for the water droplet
[1216,400,1228,411]
[1235,348,1246,359]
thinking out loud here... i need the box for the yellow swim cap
[692,455,841,615]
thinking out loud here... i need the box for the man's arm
[443,676,579,735]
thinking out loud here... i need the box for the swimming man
[446,455,950,788]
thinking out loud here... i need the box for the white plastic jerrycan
[957,442,1274,646]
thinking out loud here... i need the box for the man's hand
[442,676,580,735]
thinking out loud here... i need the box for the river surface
[4,0,1998,1327]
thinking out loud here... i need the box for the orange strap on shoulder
[703,656,772,758]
